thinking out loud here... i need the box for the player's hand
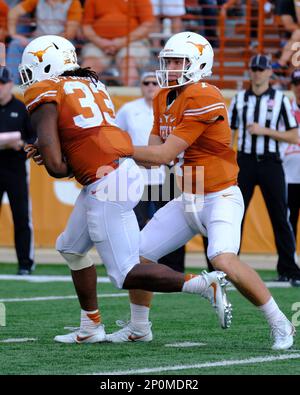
[24,143,37,158]
[24,143,44,165]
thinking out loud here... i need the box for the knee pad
[60,252,93,271]
[56,233,93,271]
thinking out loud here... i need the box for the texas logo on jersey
[159,113,176,140]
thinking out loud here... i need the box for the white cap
[140,71,156,82]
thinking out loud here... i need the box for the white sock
[130,303,150,329]
[80,309,101,332]
[182,274,208,295]
[258,297,286,327]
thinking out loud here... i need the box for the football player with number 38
[20,35,232,344]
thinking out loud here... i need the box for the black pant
[287,183,300,240]
[134,175,185,273]
[0,162,34,271]
[202,236,214,272]
[237,153,300,279]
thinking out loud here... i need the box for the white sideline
[89,353,300,375]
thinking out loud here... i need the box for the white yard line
[165,342,207,348]
[0,293,129,302]
[0,338,37,343]
[227,281,292,290]
[0,274,110,283]
[89,353,300,375]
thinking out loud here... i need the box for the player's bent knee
[56,234,93,271]
[210,253,237,273]
[211,254,242,283]
[60,252,93,271]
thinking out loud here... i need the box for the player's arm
[131,131,163,168]
[133,106,214,165]
[133,134,189,165]
[133,135,165,168]
[149,135,163,146]
[30,103,71,178]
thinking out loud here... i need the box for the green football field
[0,263,299,375]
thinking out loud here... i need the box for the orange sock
[184,273,198,282]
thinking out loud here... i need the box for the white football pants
[56,158,144,288]
[140,185,245,262]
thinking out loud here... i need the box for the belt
[237,152,281,162]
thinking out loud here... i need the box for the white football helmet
[156,31,214,88]
[19,35,79,88]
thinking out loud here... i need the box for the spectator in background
[6,0,82,83]
[151,0,186,36]
[4,0,36,42]
[283,69,300,245]
[81,0,154,87]
[198,0,219,47]
[273,0,300,69]
[0,0,8,43]
[0,66,36,275]
[116,71,185,272]
[194,0,241,48]
[219,0,238,17]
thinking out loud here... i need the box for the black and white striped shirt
[229,87,297,155]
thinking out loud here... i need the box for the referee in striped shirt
[229,54,300,287]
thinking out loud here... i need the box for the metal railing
[218,0,267,88]
[1,1,284,88]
